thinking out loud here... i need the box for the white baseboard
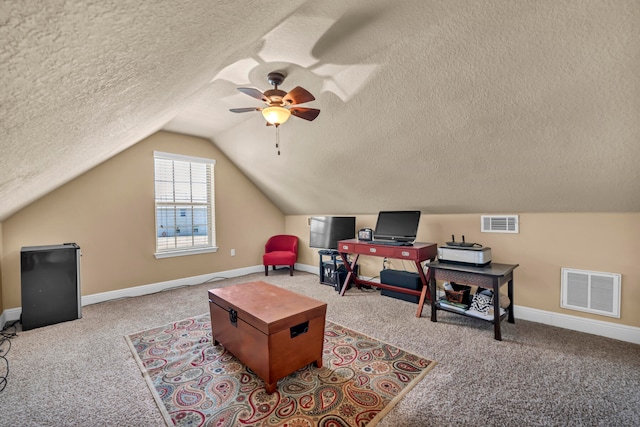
[0,265,264,326]
[514,305,640,345]
[294,262,317,275]
[2,307,21,327]
[81,265,264,306]
[2,264,638,345]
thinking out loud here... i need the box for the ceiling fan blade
[230,107,261,113]
[290,107,320,121]
[237,87,268,102]
[283,86,315,105]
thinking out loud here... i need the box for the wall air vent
[561,268,621,318]
[481,215,519,233]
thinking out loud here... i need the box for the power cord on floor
[0,320,19,393]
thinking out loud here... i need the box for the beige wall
[0,131,284,310]
[287,213,640,328]
[2,131,638,332]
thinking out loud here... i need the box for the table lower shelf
[435,301,509,324]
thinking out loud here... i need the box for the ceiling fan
[230,72,320,127]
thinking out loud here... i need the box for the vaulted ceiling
[2,0,639,221]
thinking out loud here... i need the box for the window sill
[154,247,219,259]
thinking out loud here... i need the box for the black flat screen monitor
[373,211,421,242]
[309,216,356,249]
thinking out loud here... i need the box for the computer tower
[21,243,82,330]
[379,269,422,303]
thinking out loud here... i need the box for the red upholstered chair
[263,235,298,276]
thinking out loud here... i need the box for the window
[154,151,217,258]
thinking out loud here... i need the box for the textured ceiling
[1,0,639,221]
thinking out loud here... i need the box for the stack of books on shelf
[438,297,468,313]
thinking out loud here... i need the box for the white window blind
[154,151,216,258]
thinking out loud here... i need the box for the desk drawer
[338,242,355,253]
[361,245,395,257]
[348,246,419,258]
[391,247,418,259]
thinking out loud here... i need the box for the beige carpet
[0,271,639,426]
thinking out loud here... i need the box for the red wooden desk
[337,239,437,318]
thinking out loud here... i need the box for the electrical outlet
[230,249,236,256]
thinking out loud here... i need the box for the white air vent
[561,268,621,318]
[481,215,519,233]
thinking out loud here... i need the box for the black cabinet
[319,250,341,286]
[318,250,356,291]
[21,243,82,330]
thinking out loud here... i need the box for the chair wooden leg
[289,265,293,276]
[264,265,269,276]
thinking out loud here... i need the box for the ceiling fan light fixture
[262,106,291,126]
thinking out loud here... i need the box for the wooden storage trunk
[208,281,327,394]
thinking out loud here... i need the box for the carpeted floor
[1,271,639,426]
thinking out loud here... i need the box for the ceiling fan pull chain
[276,126,280,155]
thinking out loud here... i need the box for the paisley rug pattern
[125,314,436,427]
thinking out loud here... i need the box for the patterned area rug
[125,314,436,427]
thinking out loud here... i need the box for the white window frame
[153,151,217,259]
